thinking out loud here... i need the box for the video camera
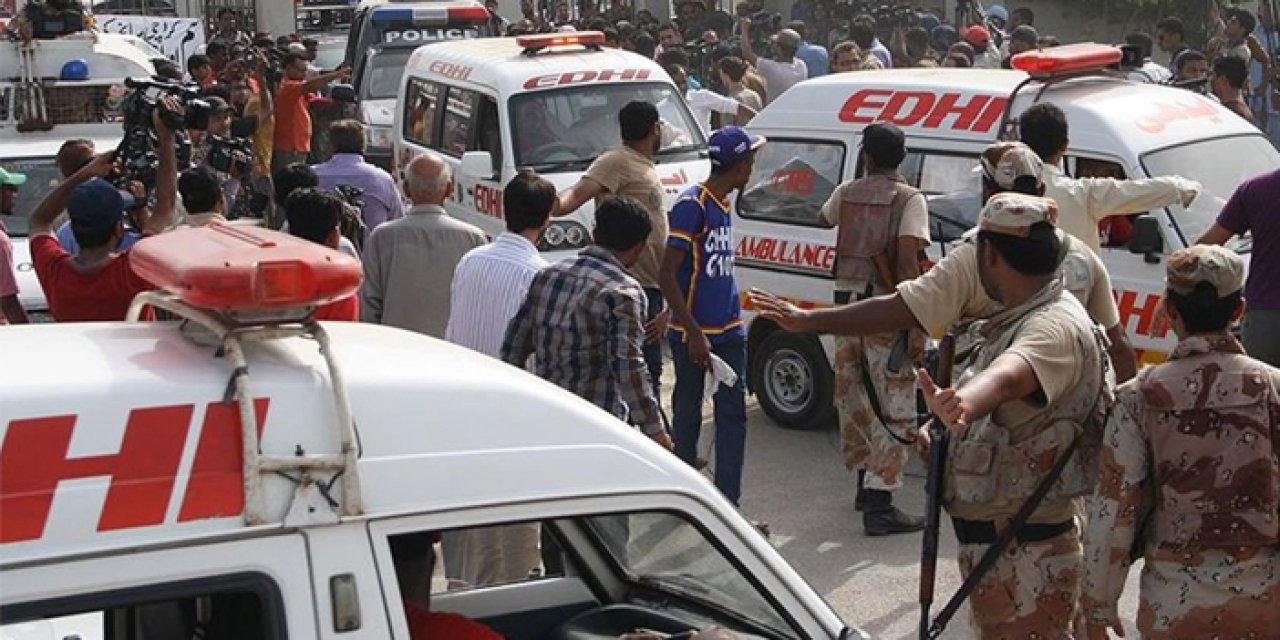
[206,135,255,176]
[243,45,285,89]
[115,77,211,189]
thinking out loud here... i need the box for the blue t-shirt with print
[666,183,743,345]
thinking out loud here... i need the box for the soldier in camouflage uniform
[918,192,1111,639]
[1081,245,1280,640]
[818,123,931,536]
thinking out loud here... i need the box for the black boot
[862,488,925,536]
[854,469,868,511]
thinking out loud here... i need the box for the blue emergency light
[370,5,487,25]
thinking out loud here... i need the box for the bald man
[359,152,486,337]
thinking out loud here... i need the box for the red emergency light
[444,5,492,22]
[130,224,363,313]
[1010,43,1123,76]
[517,31,605,54]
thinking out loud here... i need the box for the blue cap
[67,178,134,233]
[708,126,766,168]
[61,59,89,81]
[986,4,1008,24]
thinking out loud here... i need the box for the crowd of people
[5,1,1280,638]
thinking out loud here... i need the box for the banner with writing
[97,15,205,64]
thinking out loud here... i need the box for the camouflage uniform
[943,194,1111,639]
[1082,246,1280,639]
[821,169,928,489]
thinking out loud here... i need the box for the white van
[736,45,1279,429]
[392,32,708,256]
[0,227,865,640]
[0,34,156,318]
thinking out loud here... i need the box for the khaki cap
[981,141,1043,191]
[977,192,1058,237]
[1167,245,1245,298]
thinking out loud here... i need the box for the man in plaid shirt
[502,196,675,451]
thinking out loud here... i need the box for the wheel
[750,331,834,430]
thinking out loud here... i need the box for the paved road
[684,396,1142,640]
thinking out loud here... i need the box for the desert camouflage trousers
[833,332,917,490]
[1135,546,1280,638]
[958,527,1081,640]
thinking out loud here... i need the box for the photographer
[8,0,87,44]
[27,97,181,322]
[739,18,807,104]
[192,97,252,216]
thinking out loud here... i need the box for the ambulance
[391,32,708,256]
[735,44,1279,429]
[0,225,865,640]
[0,33,156,320]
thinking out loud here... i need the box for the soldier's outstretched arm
[748,289,921,337]
[918,353,1039,430]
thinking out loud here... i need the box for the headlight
[365,125,393,150]
[538,221,590,252]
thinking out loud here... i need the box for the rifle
[917,333,955,640]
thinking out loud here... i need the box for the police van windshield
[1141,133,1279,252]
[509,82,704,173]
[363,49,412,100]
[0,157,61,238]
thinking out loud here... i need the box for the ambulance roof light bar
[125,224,365,528]
[517,31,606,56]
[1010,43,1124,78]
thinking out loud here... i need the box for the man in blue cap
[0,167,28,324]
[0,167,25,217]
[659,126,763,507]
[26,98,180,321]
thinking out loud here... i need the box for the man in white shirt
[1018,102,1201,252]
[1125,32,1173,83]
[665,64,756,134]
[443,169,553,589]
[739,21,807,104]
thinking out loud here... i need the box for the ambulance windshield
[1142,133,1280,252]
[510,82,704,173]
[363,49,412,100]
[0,157,61,238]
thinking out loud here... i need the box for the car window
[362,49,412,100]
[0,157,63,238]
[903,152,981,244]
[737,139,846,227]
[441,87,477,157]
[586,511,798,638]
[403,77,443,147]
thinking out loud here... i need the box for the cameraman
[26,97,180,322]
[192,97,251,215]
[739,19,807,104]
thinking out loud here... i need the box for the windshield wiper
[522,159,594,173]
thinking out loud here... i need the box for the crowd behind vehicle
[3,0,1280,638]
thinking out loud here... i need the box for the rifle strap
[926,433,1082,640]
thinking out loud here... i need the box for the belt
[951,517,1073,545]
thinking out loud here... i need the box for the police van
[0,225,865,640]
[735,44,1279,429]
[0,33,157,319]
[343,0,496,169]
[392,32,708,256]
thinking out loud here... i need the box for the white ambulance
[0,34,156,319]
[735,44,1279,429]
[391,32,708,256]
[0,226,864,640]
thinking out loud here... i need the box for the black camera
[121,77,214,131]
[243,46,285,89]
[206,135,255,176]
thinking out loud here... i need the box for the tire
[750,331,835,430]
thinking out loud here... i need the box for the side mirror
[329,83,357,104]
[461,151,495,179]
[1129,214,1163,262]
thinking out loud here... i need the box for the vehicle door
[366,494,847,640]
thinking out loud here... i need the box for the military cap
[1167,245,1245,298]
[981,141,1044,191]
[977,192,1058,237]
